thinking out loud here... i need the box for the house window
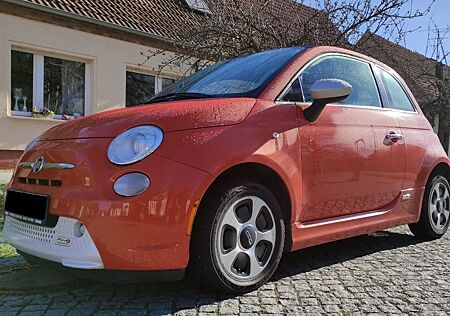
[126,71,176,107]
[11,51,34,112]
[162,77,175,91]
[44,57,85,116]
[126,72,156,107]
[11,49,88,119]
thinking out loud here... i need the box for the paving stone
[0,225,449,315]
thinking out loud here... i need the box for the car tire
[409,174,450,240]
[189,181,285,293]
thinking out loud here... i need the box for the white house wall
[0,12,183,150]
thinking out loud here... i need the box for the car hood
[39,98,256,141]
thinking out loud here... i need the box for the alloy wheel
[428,181,450,233]
[215,195,277,285]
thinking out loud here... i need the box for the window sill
[9,111,76,122]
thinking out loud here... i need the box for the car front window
[294,55,382,108]
[151,47,306,101]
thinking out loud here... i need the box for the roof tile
[18,0,206,41]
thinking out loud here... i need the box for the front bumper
[3,214,103,269]
[5,138,211,271]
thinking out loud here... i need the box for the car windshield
[149,47,307,103]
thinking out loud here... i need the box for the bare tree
[423,24,450,153]
[140,0,434,73]
[430,68,450,153]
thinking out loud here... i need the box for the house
[0,0,209,167]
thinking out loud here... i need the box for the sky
[402,0,450,60]
[304,0,450,62]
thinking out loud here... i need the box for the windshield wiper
[147,92,214,104]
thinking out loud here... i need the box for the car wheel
[409,175,450,239]
[189,181,285,293]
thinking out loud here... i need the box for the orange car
[2,46,450,293]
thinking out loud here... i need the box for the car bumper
[3,214,104,269]
[5,138,211,271]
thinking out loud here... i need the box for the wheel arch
[428,162,450,183]
[191,162,294,251]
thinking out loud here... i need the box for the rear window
[379,69,415,112]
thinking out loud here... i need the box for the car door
[282,54,406,222]
[374,66,434,190]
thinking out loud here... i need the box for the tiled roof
[357,32,449,106]
[12,0,206,41]
[11,0,328,44]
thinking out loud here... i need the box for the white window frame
[10,47,91,120]
[125,67,178,106]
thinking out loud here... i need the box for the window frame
[276,53,386,110]
[10,46,91,120]
[125,67,178,107]
[373,65,418,113]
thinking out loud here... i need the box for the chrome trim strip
[275,100,420,114]
[300,209,389,229]
[276,52,418,114]
[18,162,33,169]
[19,162,75,170]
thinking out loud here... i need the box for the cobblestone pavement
[0,225,449,315]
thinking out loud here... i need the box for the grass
[0,184,18,258]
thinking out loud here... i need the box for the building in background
[0,0,209,168]
[0,0,448,170]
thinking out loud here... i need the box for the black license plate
[4,190,49,223]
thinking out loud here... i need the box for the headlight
[108,125,163,165]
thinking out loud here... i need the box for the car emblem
[33,156,45,174]
[245,230,253,245]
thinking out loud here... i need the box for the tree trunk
[444,130,450,155]
[438,122,450,155]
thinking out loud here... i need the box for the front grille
[18,177,62,187]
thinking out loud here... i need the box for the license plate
[4,190,49,224]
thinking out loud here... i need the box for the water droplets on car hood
[39,98,256,141]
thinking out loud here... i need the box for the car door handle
[385,131,404,144]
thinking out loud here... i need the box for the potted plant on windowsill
[32,107,55,119]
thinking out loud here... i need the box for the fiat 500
[2,46,450,293]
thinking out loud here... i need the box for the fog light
[74,221,85,238]
[114,173,150,197]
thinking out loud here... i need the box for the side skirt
[290,188,425,252]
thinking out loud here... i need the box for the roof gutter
[2,0,176,45]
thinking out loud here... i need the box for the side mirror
[303,79,352,122]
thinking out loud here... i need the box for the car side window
[283,55,381,108]
[283,78,304,102]
[379,70,416,112]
